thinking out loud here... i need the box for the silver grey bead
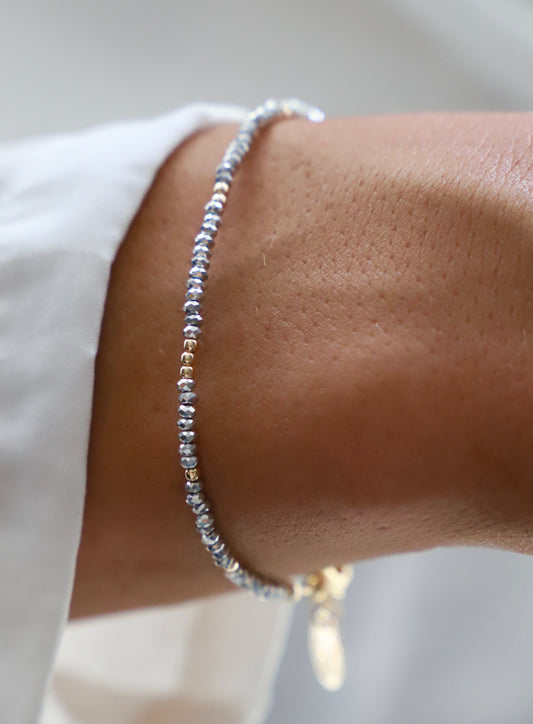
[196,513,214,530]
[201,530,220,547]
[180,455,198,469]
[177,417,194,430]
[177,378,194,392]
[203,213,222,228]
[192,501,210,516]
[179,429,195,443]
[191,254,209,269]
[184,325,202,339]
[179,391,197,404]
[183,300,201,315]
[211,193,227,205]
[186,276,205,289]
[179,443,197,456]
[184,314,203,327]
[195,232,214,247]
[214,552,232,569]
[205,199,224,214]
[185,479,202,494]
[201,221,218,235]
[178,404,195,418]
[192,243,211,258]
[208,539,225,556]
[189,266,208,281]
[185,287,204,301]
[186,492,204,507]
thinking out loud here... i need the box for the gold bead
[180,366,194,378]
[184,339,197,352]
[214,181,229,194]
[185,468,199,481]
[181,351,194,365]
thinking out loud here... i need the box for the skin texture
[70,113,533,618]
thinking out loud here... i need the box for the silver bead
[179,443,197,456]
[184,300,201,315]
[193,501,210,516]
[179,391,197,404]
[181,455,198,469]
[177,417,194,431]
[179,429,195,443]
[186,277,205,289]
[196,513,214,530]
[185,479,202,494]
[207,538,225,555]
[185,287,205,301]
[186,492,204,506]
[177,378,194,392]
[192,242,211,258]
[195,232,214,247]
[201,530,220,547]
[191,255,210,269]
[185,314,203,327]
[178,404,195,418]
[201,221,218,235]
[184,325,202,339]
[203,213,222,228]
[204,199,224,214]
[189,266,208,281]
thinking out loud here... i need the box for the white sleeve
[0,103,283,724]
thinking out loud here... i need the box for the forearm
[71,113,533,617]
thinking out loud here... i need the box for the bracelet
[178,99,353,690]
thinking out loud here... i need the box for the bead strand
[178,99,325,601]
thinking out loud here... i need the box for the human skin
[70,113,533,618]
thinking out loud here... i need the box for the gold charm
[306,565,353,691]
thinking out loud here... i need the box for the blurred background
[3,1,533,722]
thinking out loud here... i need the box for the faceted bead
[180,366,193,378]
[225,559,240,574]
[178,404,195,418]
[215,171,232,187]
[214,553,232,568]
[201,530,220,546]
[179,430,195,443]
[177,377,194,391]
[181,351,194,366]
[186,492,204,507]
[185,314,202,327]
[177,417,194,431]
[196,513,214,530]
[193,501,210,516]
[185,467,199,481]
[186,287,204,301]
[192,243,211,258]
[203,213,222,228]
[208,539,225,555]
[186,277,205,289]
[200,221,218,236]
[184,339,197,352]
[213,181,229,194]
[185,479,202,494]
[179,443,197,456]
[195,232,214,247]
[184,300,201,315]
[204,199,223,214]
[179,391,197,404]
[191,254,209,268]
[189,266,208,281]
[181,456,198,469]
[184,325,202,339]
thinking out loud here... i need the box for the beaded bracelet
[178,99,353,690]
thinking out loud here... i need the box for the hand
[71,112,533,617]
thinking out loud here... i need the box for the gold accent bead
[180,366,194,378]
[185,468,199,481]
[181,352,194,365]
[214,181,229,194]
[184,339,197,352]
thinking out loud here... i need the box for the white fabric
[0,103,292,724]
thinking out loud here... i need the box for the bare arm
[71,113,533,618]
